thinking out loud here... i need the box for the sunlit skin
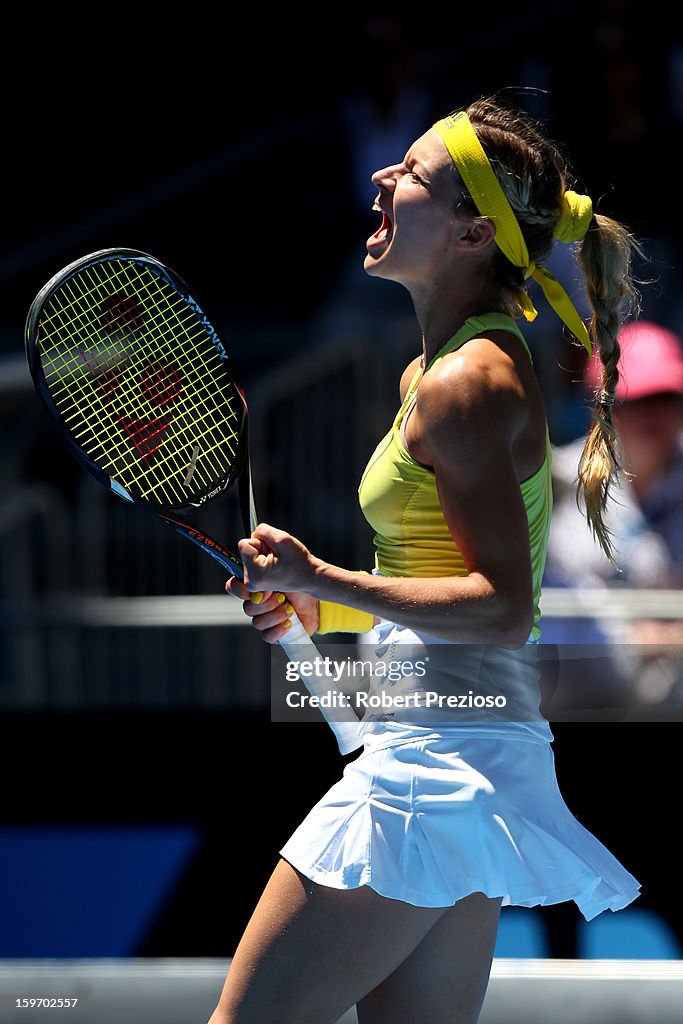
[208,130,552,1024]
[225,130,549,650]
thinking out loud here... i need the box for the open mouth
[366,209,393,255]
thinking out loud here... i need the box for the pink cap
[584,321,683,401]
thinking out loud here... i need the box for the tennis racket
[24,248,362,754]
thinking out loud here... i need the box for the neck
[418,300,505,368]
[411,264,505,370]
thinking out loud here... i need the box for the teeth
[372,202,382,212]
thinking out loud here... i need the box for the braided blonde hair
[459,96,642,564]
[575,218,641,563]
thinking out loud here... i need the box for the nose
[371,162,401,194]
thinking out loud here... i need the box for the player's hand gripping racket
[24,248,362,754]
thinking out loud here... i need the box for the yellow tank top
[358,313,553,641]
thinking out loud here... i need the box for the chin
[363,252,395,281]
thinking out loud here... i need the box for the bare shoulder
[418,331,529,435]
[399,354,423,402]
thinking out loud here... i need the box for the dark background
[3,7,680,358]
[1,6,682,962]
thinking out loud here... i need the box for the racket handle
[279,612,363,756]
[158,515,363,754]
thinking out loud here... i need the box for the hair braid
[576,215,642,564]
[460,95,643,564]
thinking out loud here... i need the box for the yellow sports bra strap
[425,313,531,373]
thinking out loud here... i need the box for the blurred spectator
[542,321,683,711]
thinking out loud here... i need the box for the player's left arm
[412,343,536,644]
[240,342,536,646]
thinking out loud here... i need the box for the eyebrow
[407,156,431,179]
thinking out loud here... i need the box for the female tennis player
[208,95,642,1024]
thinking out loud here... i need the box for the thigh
[356,892,502,1024]
[207,857,450,1024]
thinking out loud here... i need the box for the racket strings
[73,264,240,499]
[59,274,240,497]
[37,258,244,507]
[60,262,234,457]
[48,285,234,502]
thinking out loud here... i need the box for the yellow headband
[433,111,593,355]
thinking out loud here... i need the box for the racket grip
[278,613,363,756]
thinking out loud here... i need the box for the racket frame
[25,248,249,515]
[25,248,363,754]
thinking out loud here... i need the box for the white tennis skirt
[280,624,641,922]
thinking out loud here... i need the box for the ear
[452,216,497,252]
